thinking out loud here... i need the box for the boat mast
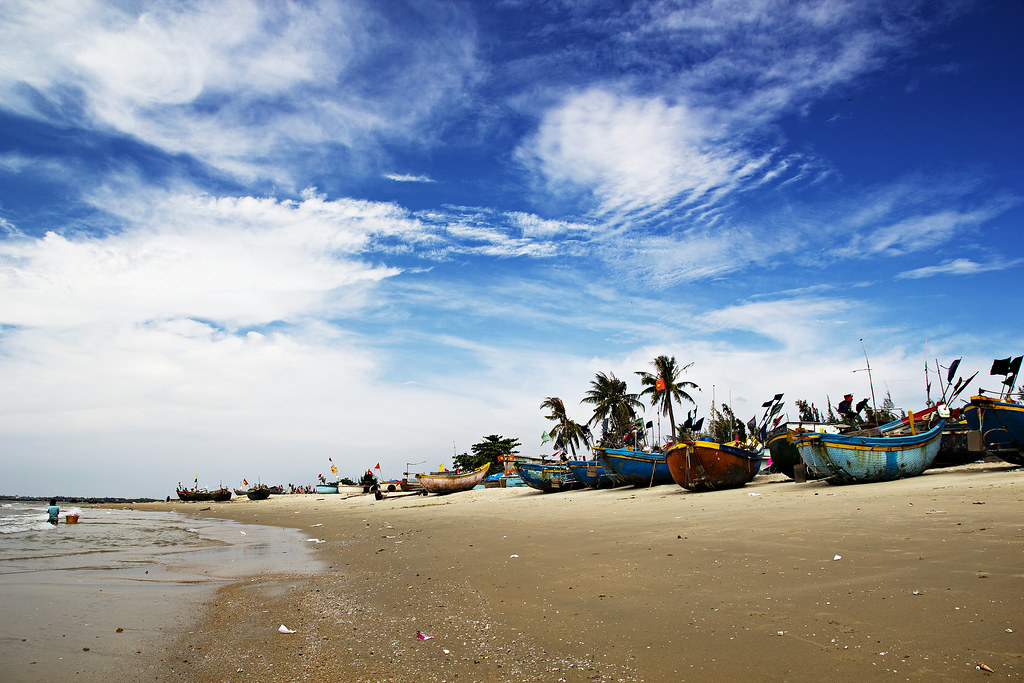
[860,339,879,422]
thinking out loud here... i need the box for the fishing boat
[514,461,580,492]
[565,459,617,488]
[765,422,843,478]
[314,483,340,494]
[593,447,674,487]
[412,463,490,494]
[663,440,763,491]
[245,485,271,500]
[963,395,1024,465]
[176,487,232,502]
[792,408,947,484]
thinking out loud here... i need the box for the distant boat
[514,461,580,492]
[963,395,1024,466]
[792,413,946,484]
[245,485,271,500]
[565,459,617,488]
[766,422,842,478]
[664,440,763,491]
[412,463,490,494]
[593,447,674,487]
[314,483,340,494]
[176,487,231,502]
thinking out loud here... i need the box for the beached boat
[963,395,1024,465]
[514,461,580,492]
[412,463,490,494]
[245,485,271,500]
[176,487,232,502]
[766,422,842,478]
[593,447,674,487]
[664,440,763,491]
[565,459,618,488]
[314,483,340,494]
[792,412,947,484]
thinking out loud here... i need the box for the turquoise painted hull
[565,459,617,488]
[594,447,673,487]
[514,461,580,492]
[793,420,945,484]
[963,396,1024,466]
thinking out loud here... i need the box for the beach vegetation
[636,355,699,444]
[707,403,747,443]
[795,399,824,423]
[455,434,521,474]
[540,396,587,457]
[581,371,643,447]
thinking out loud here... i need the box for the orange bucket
[65,514,79,524]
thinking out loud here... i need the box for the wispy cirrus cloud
[0,0,479,185]
[897,257,1023,280]
[384,173,436,183]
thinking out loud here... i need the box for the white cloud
[897,257,1022,280]
[384,173,436,183]
[0,0,479,184]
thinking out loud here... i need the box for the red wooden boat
[663,440,763,492]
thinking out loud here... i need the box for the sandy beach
[106,462,1022,682]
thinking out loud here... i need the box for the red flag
[374,463,381,470]
[243,479,248,486]
[655,377,666,391]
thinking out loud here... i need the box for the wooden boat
[245,485,271,500]
[314,483,339,494]
[963,395,1024,465]
[267,486,284,495]
[664,440,763,491]
[792,414,946,484]
[176,487,232,502]
[514,461,580,492]
[565,459,617,488]
[593,447,674,487]
[412,463,490,494]
[399,477,423,492]
[766,422,842,478]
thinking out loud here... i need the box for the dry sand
[126,462,1021,681]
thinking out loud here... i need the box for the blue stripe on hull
[594,447,674,487]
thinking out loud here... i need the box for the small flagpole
[860,339,879,423]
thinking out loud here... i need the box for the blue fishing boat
[514,461,580,492]
[792,413,946,484]
[593,447,674,487]
[963,395,1024,466]
[565,459,618,488]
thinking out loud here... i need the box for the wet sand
[124,463,1021,681]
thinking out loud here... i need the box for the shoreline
[109,460,1024,681]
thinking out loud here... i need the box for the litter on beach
[306,538,325,543]
[278,625,296,634]
[416,631,434,640]
[833,555,842,561]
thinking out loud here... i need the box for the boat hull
[413,464,490,494]
[245,486,271,500]
[963,396,1024,466]
[664,440,762,491]
[314,484,339,494]
[514,461,580,492]
[565,460,617,488]
[766,422,841,478]
[176,488,232,502]
[593,447,673,487]
[793,420,945,484]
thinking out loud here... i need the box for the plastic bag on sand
[279,625,296,634]
[416,630,434,640]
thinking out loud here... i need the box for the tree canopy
[636,355,699,444]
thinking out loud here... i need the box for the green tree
[795,399,823,423]
[636,355,699,444]
[540,396,587,458]
[707,403,747,443]
[581,371,642,447]
[454,434,521,474]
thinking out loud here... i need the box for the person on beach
[47,499,59,525]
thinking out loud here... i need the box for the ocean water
[0,501,320,682]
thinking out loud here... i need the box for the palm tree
[581,371,642,446]
[539,396,587,458]
[636,355,699,445]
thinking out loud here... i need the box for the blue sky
[1,0,1021,497]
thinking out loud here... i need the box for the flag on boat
[374,463,381,470]
[991,357,1012,375]
[243,479,248,486]
[946,358,961,383]
[541,431,552,444]
[330,464,337,474]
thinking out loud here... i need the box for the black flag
[946,358,961,383]
[991,357,1012,375]
[693,417,704,432]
